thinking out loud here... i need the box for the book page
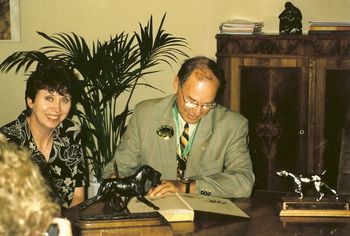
[179,193,250,218]
[128,194,191,212]
[127,194,194,222]
[127,193,248,221]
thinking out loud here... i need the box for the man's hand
[148,180,195,196]
[148,180,182,196]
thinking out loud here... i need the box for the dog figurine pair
[276,170,338,201]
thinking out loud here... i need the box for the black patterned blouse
[0,111,87,208]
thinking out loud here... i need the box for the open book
[127,193,249,222]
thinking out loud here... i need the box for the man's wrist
[181,178,192,193]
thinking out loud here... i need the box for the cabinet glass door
[324,70,350,187]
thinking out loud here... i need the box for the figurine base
[79,212,167,229]
[278,197,350,217]
[77,201,170,231]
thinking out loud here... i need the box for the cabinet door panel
[324,70,350,187]
[240,67,306,191]
[222,57,309,192]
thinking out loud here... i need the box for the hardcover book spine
[310,26,350,31]
[308,30,350,35]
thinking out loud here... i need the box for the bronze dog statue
[81,165,161,211]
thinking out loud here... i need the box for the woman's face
[27,89,72,130]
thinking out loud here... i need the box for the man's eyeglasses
[179,86,217,110]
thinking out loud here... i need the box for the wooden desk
[64,197,350,236]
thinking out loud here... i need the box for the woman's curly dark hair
[24,61,79,116]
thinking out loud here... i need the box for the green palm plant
[0,14,188,181]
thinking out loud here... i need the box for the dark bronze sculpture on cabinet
[279,2,302,35]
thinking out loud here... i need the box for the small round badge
[156,125,174,140]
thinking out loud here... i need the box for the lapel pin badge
[156,125,174,140]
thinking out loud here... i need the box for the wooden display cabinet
[216,34,350,192]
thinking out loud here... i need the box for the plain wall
[1,0,349,125]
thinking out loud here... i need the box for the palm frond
[135,13,189,70]
[0,51,51,73]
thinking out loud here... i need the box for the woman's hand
[69,186,85,207]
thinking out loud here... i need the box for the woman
[0,61,86,208]
[0,134,72,236]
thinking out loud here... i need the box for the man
[103,56,254,198]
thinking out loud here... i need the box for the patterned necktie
[177,123,189,180]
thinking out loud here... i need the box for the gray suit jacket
[103,95,254,198]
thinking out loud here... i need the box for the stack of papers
[219,19,264,35]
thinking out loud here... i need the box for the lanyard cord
[172,104,198,157]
